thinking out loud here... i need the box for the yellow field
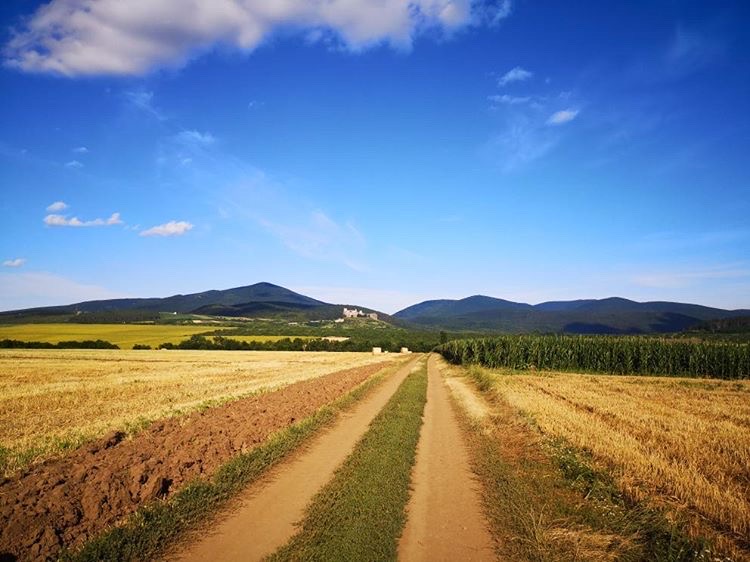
[0,323,213,349]
[0,323,313,349]
[480,368,750,558]
[0,349,400,474]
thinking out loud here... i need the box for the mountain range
[1,283,747,334]
[394,295,749,333]
[0,283,381,323]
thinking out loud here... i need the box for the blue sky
[1,0,749,313]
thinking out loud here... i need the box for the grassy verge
[268,362,428,561]
[60,360,410,562]
[456,366,710,562]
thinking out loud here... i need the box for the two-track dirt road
[172,357,422,562]
[172,353,496,561]
[398,354,496,561]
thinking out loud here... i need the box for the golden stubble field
[0,349,400,474]
[480,368,750,558]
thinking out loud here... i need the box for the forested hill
[395,296,749,334]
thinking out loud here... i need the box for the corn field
[436,335,750,379]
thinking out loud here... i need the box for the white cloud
[46,201,68,212]
[44,212,123,227]
[64,160,83,169]
[140,220,194,237]
[0,272,126,311]
[474,0,511,25]
[73,146,88,153]
[547,108,579,125]
[175,130,216,146]
[488,94,532,106]
[2,258,26,268]
[498,66,532,86]
[4,0,510,76]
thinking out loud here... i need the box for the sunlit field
[0,349,399,474]
[479,367,750,558]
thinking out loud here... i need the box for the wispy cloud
[46,201,68,212]
[486,119,558,171]
[488,94,532,106]
[547,108,579,125]
[4,0,512,77]
[124,89,164,120]
[73,146,88,153]
[2,258,26,268]
[44,212,122,227]
[140,220,193,237]
[665,25,725,75]
[175,130,216,146]
[474,0,512,26]
[498,66,533,86]
[259,210,367,272]
[64,160,83,169]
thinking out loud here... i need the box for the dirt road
[398,354,496,561]
[0,361,391,562]
[171,356,423,562]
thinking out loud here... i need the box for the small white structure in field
[372,347,382,355]
[334,318,344,323]
[400,347,410,354]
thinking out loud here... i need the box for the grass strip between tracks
[457,365,711,562]
[61,359,412,562]
[269,361,428,562]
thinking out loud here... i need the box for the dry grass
[480,367,750,559]
[0,349,399,474]
[440,361,642,562]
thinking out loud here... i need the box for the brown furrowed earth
[0,361,392,562]
[0,349,394,474]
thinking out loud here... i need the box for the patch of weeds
[123,416,152,435]
[546,438,711,562]
[468,365,495,392]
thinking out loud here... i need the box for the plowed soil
[172,357,421,562]
[0,362,387,562]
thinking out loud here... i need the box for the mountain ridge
[394,295,749,334]
[1,283,747,334]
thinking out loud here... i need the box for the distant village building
[372,347,382,355]
[342,307,378,320]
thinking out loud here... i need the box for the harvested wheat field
[0,349,399,475]
[479,367,750,559]
[0,354,404,561]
